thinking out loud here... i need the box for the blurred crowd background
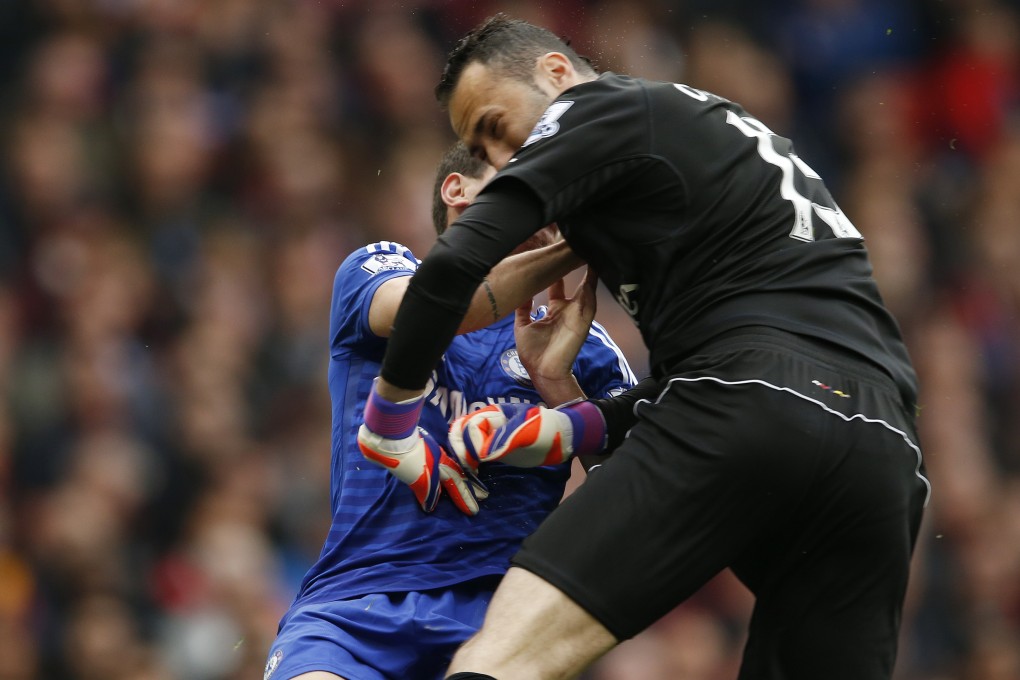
[1,0,1018,678]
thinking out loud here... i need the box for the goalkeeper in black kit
[356,14,930,680]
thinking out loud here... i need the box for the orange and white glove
[358,382,487,515]
[448,401,607,471]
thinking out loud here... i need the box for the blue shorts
[264,578,499,680]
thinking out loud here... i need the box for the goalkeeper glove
[358,382,487,515]
[448,400,607,470]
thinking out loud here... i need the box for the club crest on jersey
[500,349,533,386]
[523,100,573,148]
[361,253,415,276]
[264,650,283,680]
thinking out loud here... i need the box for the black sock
[447,674,498,680]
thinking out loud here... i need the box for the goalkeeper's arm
[449,375,662,471]
[575,375,660,470]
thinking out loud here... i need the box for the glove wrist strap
[565,401,608,455]
[364,379,425,439]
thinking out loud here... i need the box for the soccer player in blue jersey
[262,143,636,680]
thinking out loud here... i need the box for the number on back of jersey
[673,82,859,243]
[723,112,861,242]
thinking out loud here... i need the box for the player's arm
[449,268,653,472]
[588,376,660,452]
[377,179,547,400]
[512,267,600,471]
[368,238,580,338]
[462,238,581,333]
[450,257,650,473]
[449,374,661,472]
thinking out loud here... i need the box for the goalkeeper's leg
[446,567,617,679]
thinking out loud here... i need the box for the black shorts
[512,327,929,680]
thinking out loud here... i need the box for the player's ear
[441,172,471,210]
[535,52,575,90]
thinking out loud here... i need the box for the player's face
[449,61,552,169]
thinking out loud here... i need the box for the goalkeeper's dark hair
[431,142,488,235]
[435,13,597,109]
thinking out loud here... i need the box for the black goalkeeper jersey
[385,72,917,407]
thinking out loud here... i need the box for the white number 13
[724,111,861,242]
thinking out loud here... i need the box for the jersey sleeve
[329,241,418,357]
[490,73,660,225]
[572,320,639,399]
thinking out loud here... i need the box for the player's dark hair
[431,142,488,235]
[435,13,596,108]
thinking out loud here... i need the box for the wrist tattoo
[482,278,500,321]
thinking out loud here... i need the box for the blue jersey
[291,241,635,606]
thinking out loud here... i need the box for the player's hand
[448,400,607,470]
[358,380,487,515]
[358,425,488,515]
[515,267,598,388]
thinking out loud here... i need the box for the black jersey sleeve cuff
[590,375,661,452]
